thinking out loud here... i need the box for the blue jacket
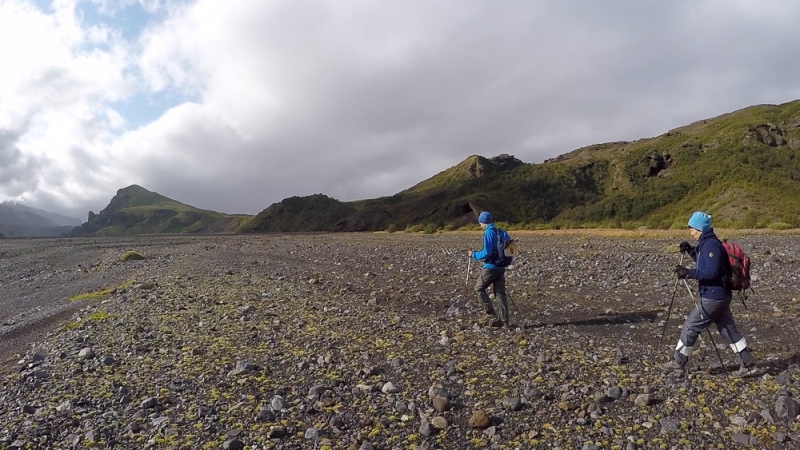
[471,224,508,270]
[688,228,731,300]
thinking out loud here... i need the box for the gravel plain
[1,232,799,449]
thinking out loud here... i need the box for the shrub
[423,224,437,234]
[768,222,793,230]
[386,223,398,233]
[121,250,144,262]
[404,224,424,233]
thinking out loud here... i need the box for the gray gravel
[1,232,799,449]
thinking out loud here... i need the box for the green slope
[245,100,800,232]
[71,185,252,236]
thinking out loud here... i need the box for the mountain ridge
[70,185,251,236]
[244,99,800,232]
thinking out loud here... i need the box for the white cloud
[2,0,800,219]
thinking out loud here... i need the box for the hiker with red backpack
[660,211,758,377]
[468,211,513,328]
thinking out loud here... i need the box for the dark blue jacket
[471,224,508,270]
[688,228,731,300]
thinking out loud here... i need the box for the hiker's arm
[688,242,724,281]
[471,231,492,261]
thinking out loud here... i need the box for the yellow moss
[121,250,144,262]
[66,288,113,302]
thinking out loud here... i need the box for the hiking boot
[659,360,686,372]
[490,320,505,328]
[731,364,759,378]
[479,314,497,325]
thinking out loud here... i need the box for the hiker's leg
[493,270,509,325]
[474,268,499,317]
[674,307,710,366]
[715,302,756,367]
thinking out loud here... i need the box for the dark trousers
[674,297,754,367]
[474,268,508,323]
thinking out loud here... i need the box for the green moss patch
[121,250,144,262]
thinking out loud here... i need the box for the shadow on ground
[523,310,661,329]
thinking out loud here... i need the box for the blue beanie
[478,211,493,224]
[687,211,712,231]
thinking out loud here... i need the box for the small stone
[775,396,800,419]
[271,395,288,411]
[431,416,447,430]
[659,418,678,433]
[428,384,450,400]
[228,361,257,377]
[267,426,286,439]
[78,347,95,359]
[729,415,748,427]
[391,357,404,367]
[634,394,654,407]
[469,410,492,429]
[257,408,275,422]
[626,443,637,450]
[141,397,157,409]
[558,401,578,411]
[22,405,36,414]
[152,417,168,427]
[419,418,434,437]
[304,427,326,440]
[774,432,786,442]
[308,385,329,399]
[381,382,400,394]
[582,444,599,450]
[607,386,623,400]
[102,356,115,366]
[432,396,451,412]
[594,393,614,404]
[732,433,750,445]
[501,397,523,411]
[32,370,49,379]
[223,439,244,450]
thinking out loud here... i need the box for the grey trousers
[674,296,755,367]
[474,268,508,323]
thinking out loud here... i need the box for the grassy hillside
[246,100,800,232]
[71,185,252,236]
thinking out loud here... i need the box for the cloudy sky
[1,0,799,220]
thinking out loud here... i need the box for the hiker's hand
[679,241,693,254]
[674,265,690,279]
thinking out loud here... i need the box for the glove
[674,265,690,279]
[679,241,693,254]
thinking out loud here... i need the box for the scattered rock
[469,410,492,429]
[501,396,523,411]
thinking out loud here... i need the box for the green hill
[71,185,251,236]
[245,100,800,231]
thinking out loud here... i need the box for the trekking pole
[507,290,521,313]
[447,256,473,314]
[463,256,472,308]
[682,279,729,378]
[660,254,684,345]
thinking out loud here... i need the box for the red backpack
[721,240,751,290]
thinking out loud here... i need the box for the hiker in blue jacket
[468,211,510,328]
[660,211,757,377]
